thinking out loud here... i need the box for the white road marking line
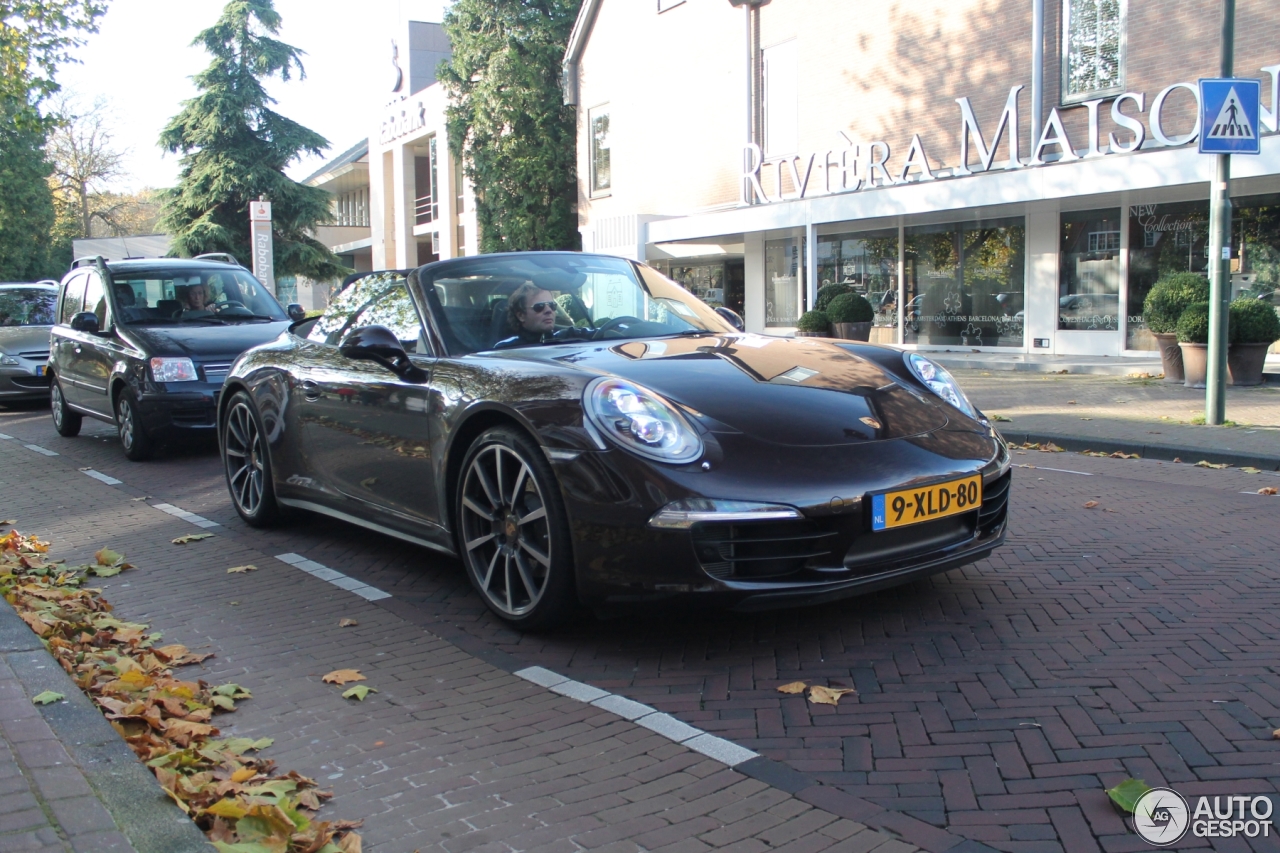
[273,553,391,601]
[81,469,122,486]
[513,666,759,767]
[0,432,12,439]
[23,444,58,456]
[150,502,221,529]
[1015,464,1092,475]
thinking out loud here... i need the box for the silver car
[0,282,58,402]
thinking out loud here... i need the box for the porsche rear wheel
[222,391,284,527]
[457,427,576,630]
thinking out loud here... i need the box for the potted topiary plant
[815,282,855,312]
[1227,298,1280,386]
[1143,272,1210,383]
[826,292,874,341]
[795,309,830,337]
[1175,302,1211,388]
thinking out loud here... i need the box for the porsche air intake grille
[978,471,1011,533]
[692,520,839,580]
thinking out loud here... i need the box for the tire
[114,387,153,461]
[221,391,285,527]
[456,426,577,630]
[50,379,82,437]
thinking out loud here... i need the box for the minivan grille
[18,350,49,361]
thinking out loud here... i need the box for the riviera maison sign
[743,65,1280,205]
[380,99,428,145]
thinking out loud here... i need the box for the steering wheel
[592,316,644,339]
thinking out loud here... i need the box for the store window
[1060,209,1121,331]
[1126,200,1208,350]
[1062,0,1125,102]
[414,137,438,226]
[589,106,611,195]
[765,237,803,328]
[816,229,898,329]
[1234,193,1280,307]
[763,40,798,156]
[904,218,1026,348]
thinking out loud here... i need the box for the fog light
[648,499,803,530]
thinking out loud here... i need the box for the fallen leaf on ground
[808,686,856,706]
[1084,501,1099,509]
[0,520,13,526]
[1273,728,1280,738]
[776,681,807,694]
[230,766,257,783]
[338,618,358,627]
[342,685,377,701]
[322,669,366,686]
[226,565,257,574]
[1109,451,1140,459]
[171,533,214,545]
[1067,400,1076,404]
[1259,487,1278,496]
[339,834,363,853]
[1106,778,1152,814]
[1039,442,1065,452]
[1240,467,1261,474]
[32,690,64,705]
[1195,461,1229,469]
[1080,417,1092,421]
[1173,457,1182,463]
[130,496,150,501]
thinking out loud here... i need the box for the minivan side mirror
[286,303,306,322]
[715,306,746,332]
[339,325,427,383]
[70,312,101,334]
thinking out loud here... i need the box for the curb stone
[0,597,212,852]
[998,430,1280,471]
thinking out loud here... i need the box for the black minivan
[48,255,304,460]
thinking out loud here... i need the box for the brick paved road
[1,401,1279,853]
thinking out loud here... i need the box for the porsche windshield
[112,268,287,324]
[424,254,735,355]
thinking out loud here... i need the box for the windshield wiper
[219,314,281,322]
[653,329,719,338]
[180,316,229,325]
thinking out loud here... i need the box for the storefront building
[564,0,1280,356]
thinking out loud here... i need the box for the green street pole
[1205,0,1234,425]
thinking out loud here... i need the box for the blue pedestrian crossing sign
[1199,78,1261,154]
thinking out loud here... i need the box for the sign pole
[249,198,276,298]
[1205,0,1235,426]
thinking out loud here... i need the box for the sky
[58,0,451,193]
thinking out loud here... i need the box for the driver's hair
[507,282,545,332]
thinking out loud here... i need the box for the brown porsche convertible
[219,252,1010,628]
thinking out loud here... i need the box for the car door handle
[302,380,321,400]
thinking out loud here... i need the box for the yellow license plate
[871,475,982,531]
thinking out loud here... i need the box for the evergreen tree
[441,0,581,254]
[158,0,344,280]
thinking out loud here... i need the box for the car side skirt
[276,498,458,559]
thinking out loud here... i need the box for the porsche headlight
[150,357,198,382]
[904,353,977,419]
[585,377,703,463]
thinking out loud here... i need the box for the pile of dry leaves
[0,526,362,853]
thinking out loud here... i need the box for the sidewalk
[952,371,1280,469]
[0,430,922,852]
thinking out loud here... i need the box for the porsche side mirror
[70,312,100,334]
[286,303,306,322]
[339,325,427,383]
[715,306,745,331]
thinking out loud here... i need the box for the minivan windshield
[422,254,735,355]
[0,288,57,326]
[111,267,287,324]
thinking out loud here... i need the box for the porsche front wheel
[222,391,285,527]
[456,427,576,630]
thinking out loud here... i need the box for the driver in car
[494,283,592,349]
[182,282,215,318]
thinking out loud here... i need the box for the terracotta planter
[1179,342,1207,388]
[833,321,871,341]
[1227,342,1272,386]
[1153,332,1184,383]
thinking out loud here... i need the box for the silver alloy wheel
[117,396,135,450]
[459,444,552,617]
[223,402,265,516]
[51,384,64,430]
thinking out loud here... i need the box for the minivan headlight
[585,377,703,463]
[150,357,198,382]
[904,353,977,419]
[0,354,18,366]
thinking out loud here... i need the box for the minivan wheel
[456,427,577,630]
[114,388,152,461]
[50,380,82,437]
[221,391,284,527]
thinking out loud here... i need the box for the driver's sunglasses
[528,301,556,314]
